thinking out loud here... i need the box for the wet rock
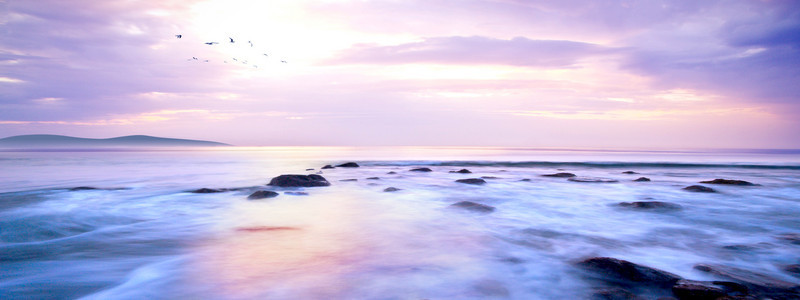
[387,171,397,174]
[247,190,279,200]
[591,288,642,300]
[519,178,532,182]
[783,265,800,278]
[449,201,495,213]
[569,177,619,183]
[190,188,224,193]
[634,177,651,182]
[450,169,472,173]
[305,168,314,171]
[776,233,800,245]
[410,167,433,172]
[622,171,640,175]
[339,179,358,182]
[699,179,757,186]
[671,279,748,300]
[284,191,309,196]
[366,177,380,180]
[683,185,717,193]
[693,264,800,298]
[321,165,335,169]
[69,186,99,191]
[542,172,577,178]
[336,162,359,168]
[618,201,682,211]
[267,174,331,187]
[577,257,682,289]
[456,178,487,185]
[383,187,401,192]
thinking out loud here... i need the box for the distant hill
[0,134,230,148]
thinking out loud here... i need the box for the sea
[1,147,799,299]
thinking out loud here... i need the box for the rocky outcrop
[410,167,433,172]
[633,177,651,182]
[671,279,748,300]
[450,169,472,173]
[693,264,800,298]
[683,185,717,193]
[699,179,757,186]
[267,174,330,187]
[336,162,359,168]
[449,201,495,213]
[622,171,639,174]
[247,190,279,200]
[456,178,487,185]
[577,257,682,289]
[386,171,397,174]
[542,172,577,178]
[321,165,335,169]
[618,201,682,211]
[383,187,401,192]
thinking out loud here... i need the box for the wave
[362,161,800,170]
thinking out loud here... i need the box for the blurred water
[1,147,799,299]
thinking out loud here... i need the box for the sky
[1,0,799,148]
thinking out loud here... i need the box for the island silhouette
[0,134,229,148]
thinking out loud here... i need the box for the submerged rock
[267,174,330,187]
[693,263,800,297]
[699,179,757,186]
[671,279,747,300]
[776,233,800,245]
[519,178,532,182]
[410,167,433,172]
[339,179,358,182]
[449,201,495,213]
[569,177,619,183]
[618,201,682,211]
[386,171,397,175]
[633,177,651,182]
[321,165,335,169]
[190,188,224,193]
[456,178,487,185]
[383,187,401,192]
[247,190,279,200]
[305,168,314,171]
[542,172,577,178]
[683,185,717,193]
[577,257,682,289]
[622,171,639,174]
[366,177,380,180]
[450,169,472,174]
[69,186,99,191]
[783,265,800,278]
[336,162,360,168]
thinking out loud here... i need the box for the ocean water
[1,147,799,299]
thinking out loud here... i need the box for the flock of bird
[175,34,287,68]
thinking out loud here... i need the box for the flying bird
[192,57,198,60]
[232,58,238,61]
[263,53,269,57]
[248,41,254,47]
[175,34,182,39]
[229,37,235,43]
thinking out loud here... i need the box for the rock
[247,190,279,200]
[383,187,401,192]
[190,188,224,193]
[69,186,99,191]
[634,177,651,182]
[450,169,472,173]
[336,162,359,168]
[410,167,433,172]
[449,201,495,213]
[519,178,532,182]
[683,185,717,193]
[366,177,380,180]
[577,257,682,289]
[618,201,682,211]
[699,179,757,186]
[671,280,747,300]
[569,177,619,183]
[591,288,641,300]
[783,265,800,278]
[542,172,577,178]
[321,165,335,169]
[693,264,800,298]
[387,171,397,174]
[305,168,314,171]
[267,174,331,187]
[339,179,358,182]
[622,171,640,174]
[284,191,309,196]
[456,178,487,185]
[776,233,800,245]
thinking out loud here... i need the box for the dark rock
[699,179,757,186]
[683,185,717,193]
[305,168,314,171]
[267,174,331,187]
[591,288,641,300]
[387,171,397,174]
[190,188,224,193]
[693,264,800,298]
[449,201,495,213]
[450,169,472,173]
[284,191,309,196]
[634,177,651,182]
[542,172,577,178]
[247,190,279,200]
[569,177,619,183]
[366,177,380,180]
[383,187,401,192]
[618,201,682,211]
[577,257,682,289]
[622,171,640,174]
[776,233,800,245]
[321,165,335,169]
[456,178,487,185]
[783,265,800,278]
[519,178,532,182]
[339,179,358,182]
[671,280,747,300]
[336,162,359,168]
[69,186,99,191]
[410,167,433,172]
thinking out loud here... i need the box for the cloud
[330,36,613,67]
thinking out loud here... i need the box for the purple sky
[1,0,799,148]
